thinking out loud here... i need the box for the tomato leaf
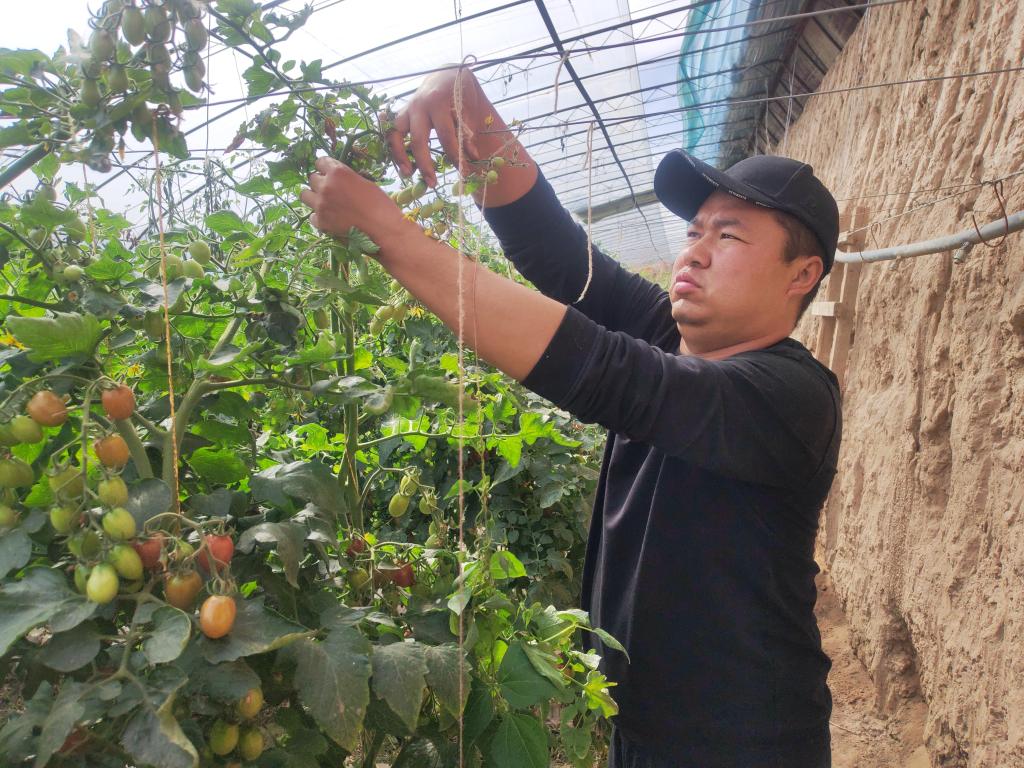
[370,640,428,732]
[124,478,174,527]
[489,550,527,582]
[120,669,198,768]
[0,568,95,656]
[38,623,100,673]
[34,680,88,768]
[484,713,549,768]
[187,447,250,485]
[193,660,261,703]
[236,521,306,588]
[0,527,32,579]
[143,606,192,664]
[286,618,371,751]
[5,312,103,362]
[423,643,471,717]
[497,642,560,710]
[463,679,494,747]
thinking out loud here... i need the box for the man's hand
[300,156,416,253]
[385,67,537,206]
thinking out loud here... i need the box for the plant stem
[0,143,51,191]
[114,418,153,479]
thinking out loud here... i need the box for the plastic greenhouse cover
[5,0,785,268]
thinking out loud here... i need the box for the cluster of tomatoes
[0,380,242,642]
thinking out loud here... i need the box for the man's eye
[721,232,737,240]
[686,231,700,239]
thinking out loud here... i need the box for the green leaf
[195,660,261,702]
[199,597,307,664]
[120,670,198,768]
[38,622,100,672]
[287,620,371,751]
[251,460,347,520]
[0,682,52,764]
[346,227,379,255]
[0,48,49,77]
[84,256,134,281]
[0,568,95,656]
[236,522,306,588]
[485,713,549,768]
[124,478,173,527]
[187,447,249,485]
[423,643,471,717]
[144,606,192,664]
[489,550,527,581]
[497,642,560,710]
[19,196,76,229]
[0,124,33,149]
[463,679,494,747]
[592,627,628,658]
[34,681,88,768]
[521,644,567,692]
[6,312,103,362]
[196,342,261,372]
[0,527,32,579]
[205,209,249,236]
[370,640,428,732]
[392,737,443,768]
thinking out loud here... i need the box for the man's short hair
[772,210,825,322]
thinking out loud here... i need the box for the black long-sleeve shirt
[483,174,841,767]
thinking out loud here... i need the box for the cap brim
[654,149,777,220]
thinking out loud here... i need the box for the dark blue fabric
[483,174,840,765]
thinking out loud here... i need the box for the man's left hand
[300,156,412,251]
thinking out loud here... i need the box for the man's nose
[676,237,712,269]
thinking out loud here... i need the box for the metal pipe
[835,209,1024,264]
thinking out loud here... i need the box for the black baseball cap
[654,149,840,274]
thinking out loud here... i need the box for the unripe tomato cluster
[74,0,210,172]
[204,687,265,762]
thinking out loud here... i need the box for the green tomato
[108,543,144,580]
[208,720,239,756]
[9,415,43,444]
[49,505,79,535]
[238,728,263,761]
[182,260,204,279]
[0,504,18,528]
[86,563,119,604]
[121,5,145,44]
[388,492,410,518]
[0,458,34,489]
[107,64,129,93]
[187,240,212,264]
[399,471,419,497]
[143,311,165,341]
[67,529,101,559]
[62,264,85,282]
[348,567,370,591]
[97,476,129,507]
[64,216,88,241]
[49,466,85,500]
[164,254,184,280]
[0,423,20,447]
[73,564,90,594]
[102,507,136,540]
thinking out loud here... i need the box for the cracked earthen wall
[783,1,1024,765]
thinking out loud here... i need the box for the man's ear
[787,255,824,300]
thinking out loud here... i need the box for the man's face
[669,190,798,347]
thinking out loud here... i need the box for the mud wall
[784,1,1024,765]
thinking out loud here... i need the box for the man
[302,68,841,768]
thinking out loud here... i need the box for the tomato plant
[0,2,617,766]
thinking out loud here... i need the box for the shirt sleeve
[483,173,679,349]
[522,307,841,489]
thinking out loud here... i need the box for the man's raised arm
[387,68,675,347]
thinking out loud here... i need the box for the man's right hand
[385,67,537,206]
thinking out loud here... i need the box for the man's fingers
[309,212,320,230]
[307,172,324,191]
[407,110,437,188]
[299,188,318,209]
[387,111,413,177]
[314,155,340,174]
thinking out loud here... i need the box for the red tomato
[94,434,130,469]
[164,570,203,611]
[390,562,415,588]
[200,594,237,638]
[101,384,136,420]
[26,390,68,427]
[345,536,366,557]
[133,534,165,570]
[197,533,234,573]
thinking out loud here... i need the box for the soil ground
[818,570,931,768]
